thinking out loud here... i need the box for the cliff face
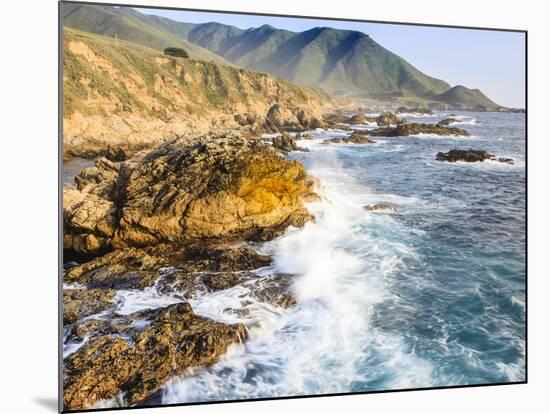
[63,29,337,158]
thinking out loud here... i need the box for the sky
[139,7,525,108]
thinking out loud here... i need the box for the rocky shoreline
[63,132,321,410]
[63,108,500,410]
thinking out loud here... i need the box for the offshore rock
[370,122,470,137]
[435,149,514,164]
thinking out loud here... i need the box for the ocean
[66,111,525,406]
[158,111,526,403]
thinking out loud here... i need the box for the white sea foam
[408,132,474,139]
[113,278,183,316]
[161,148,435,403]
[63,335,90,358]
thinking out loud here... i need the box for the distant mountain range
[62,3,503,110]
[62,3,231,65]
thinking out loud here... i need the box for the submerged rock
[435,149,514,164]
[63,302,247,410]
[325,131,377,144]
[369,122,470,137]
[437,117,459,127]
[363,203,396,212]
[252,274,297,309]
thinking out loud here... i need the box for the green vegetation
[62,3,503,109]
[62,3,230,65]
[62,28,331,120]
[164,47,189,58]
[434,85,499,110]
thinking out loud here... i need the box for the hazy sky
[139,7,525,108]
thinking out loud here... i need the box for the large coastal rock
[264,104,324,132]
[63,302,247,410]
[116,135,315,246]
[63,134,318,254]
[369,122,470,137]
[435,149,514,164]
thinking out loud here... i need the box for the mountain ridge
[62,3,505,110]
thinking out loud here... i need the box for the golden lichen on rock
[64,134,317,254]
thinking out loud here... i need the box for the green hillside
[434,85,499,110]
[147,17,451,100]
[62,3,230,65]
[62,3,504,109]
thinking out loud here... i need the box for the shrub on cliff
[163,47,189,58]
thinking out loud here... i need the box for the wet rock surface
[436,117,459,127]
[325,131,376,144]
[363,203,396,212]
[63,288,116,325]
[370,122,470,137]
[63,303,247,410]
[436,149,514,164]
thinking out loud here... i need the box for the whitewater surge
[162,144,436,403]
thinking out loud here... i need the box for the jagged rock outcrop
[369,122,470,137]
[63,302,247,410]
[272,133,309,153]
[376,112,405,126]
[435,149,514,164]
[63,134,319,254]
[263,104,324,132]
[63,186,117,255]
